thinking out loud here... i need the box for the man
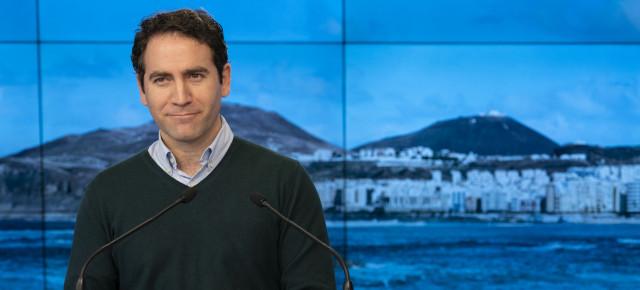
[64,8,336,289]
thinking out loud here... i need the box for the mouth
[167,112,199,119]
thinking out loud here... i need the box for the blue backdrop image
[1,0,640,289]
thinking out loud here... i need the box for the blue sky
[347,0,640,42]
[40,44,148,142]
[229,44,343,146]
[346,44,640,148]
[1,0,640,156]
[0,45,39,156]
[37,0,342,42]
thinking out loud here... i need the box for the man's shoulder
[91,150,151,184]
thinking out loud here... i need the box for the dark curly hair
[131,9,228,91]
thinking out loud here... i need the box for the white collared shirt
[148,115,234,187]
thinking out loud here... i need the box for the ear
[137,74,148,106]
[221,63,231,98]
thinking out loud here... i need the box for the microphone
[249,191,354,290]
[75,187,198,290]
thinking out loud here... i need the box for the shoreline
[2,211,640,224]
[324,212,640,224]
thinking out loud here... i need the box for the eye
[190,73,202,79]
[153,77,166,83]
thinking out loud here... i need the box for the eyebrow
[183,66,210,76]
[148,71,171,81]
[147,66,210,80]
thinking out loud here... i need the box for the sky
[346,44,640,148]
[1,0,640,157]
[347,0,640,42]
[0,45,39,156]
[35,0,342,42]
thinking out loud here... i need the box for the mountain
[0,103,340,217]
[356,115,559,156]
[10,103,339,160]
[221,103,340,154]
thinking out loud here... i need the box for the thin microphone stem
[75,194,190,290]
[260,200,353,290]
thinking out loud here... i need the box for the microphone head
[180,187,198,203]
[249,191,266,207]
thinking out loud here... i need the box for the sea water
[328,221,640,289]
[2,220,639,289]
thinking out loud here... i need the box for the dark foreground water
[2,220,640,289]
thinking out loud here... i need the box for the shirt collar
[148,115,234,180]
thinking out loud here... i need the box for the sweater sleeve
[64,178,119,290]
[278,161,337,289]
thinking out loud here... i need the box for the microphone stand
[75,188,197,290]
[250,192,354,290]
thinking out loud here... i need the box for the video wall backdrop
[2,0,640,289]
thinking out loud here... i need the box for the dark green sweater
[64,137,336,289]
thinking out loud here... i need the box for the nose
[172,79,192,106]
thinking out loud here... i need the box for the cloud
[555,76,640,118]
[0,88,5,113]
[41,45,132,79]
[621,0,640,32]
[556,89,609,116]
[229,46,343,146]
[114,105,151,127]
[320,18,342,36]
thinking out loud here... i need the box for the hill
[356,115,559,155]
[0,103,339,217]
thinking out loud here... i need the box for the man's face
[137,33,231,150]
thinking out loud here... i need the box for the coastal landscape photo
[2,0,640,289]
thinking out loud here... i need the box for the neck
[172,146,206,177]
[162,117,222,177]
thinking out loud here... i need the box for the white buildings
[304,145,640,214]
[626,181,640,213]
[314,163,640,215]
[482,190,508,212]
